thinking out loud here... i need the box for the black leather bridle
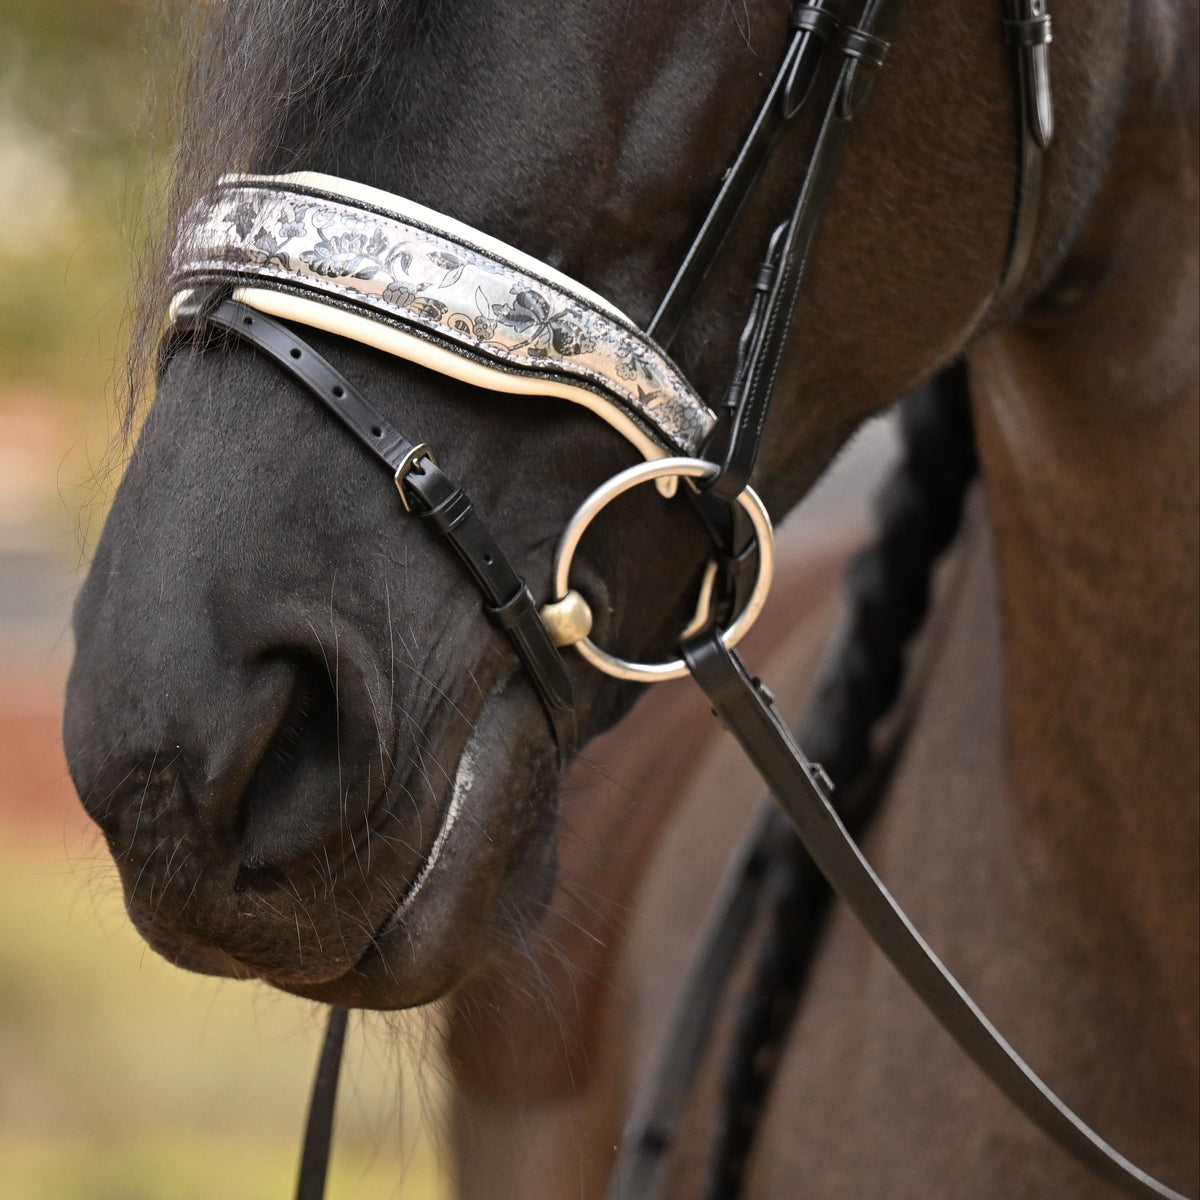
[165,3,1184,1199]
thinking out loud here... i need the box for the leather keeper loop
[837,27,890,118]
[487,583,538,633]
[783,4,841,118]
[840,26,889,67]
[1003,14,1051,46]
[488,586,576,721]
[791,0,843,42]
[420,482,473,535]
[752,258,778,292]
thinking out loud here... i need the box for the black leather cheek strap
[681,629,1184,1200]
[700,0,904,504]
[187,292,577,758]
[406,461,576,719]
[999,0,1053,302]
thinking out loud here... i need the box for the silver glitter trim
[172,176,715,456]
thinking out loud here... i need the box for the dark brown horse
[64,0,1196,1196]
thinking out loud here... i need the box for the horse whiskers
[125,834,172,907]
[457,905,585,1086]
[78,737,137,823]
[555,872,637,925]
[538,896,608,950]
[175,867,206,919]
[158,839,190,895]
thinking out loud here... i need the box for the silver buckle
[393,443,437,512]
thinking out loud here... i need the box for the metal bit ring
[549,457,775,683]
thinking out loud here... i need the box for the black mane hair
[127,0,399,432]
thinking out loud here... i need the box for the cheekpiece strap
[171,174,714,463]
[701,0,904,503]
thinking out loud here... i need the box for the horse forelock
[126,0,430,439]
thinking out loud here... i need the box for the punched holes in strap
[199,295,424,474]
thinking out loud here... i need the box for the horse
[62,0,1197,1197]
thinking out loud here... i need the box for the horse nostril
[232,649,345,866]
[249,653,334,782]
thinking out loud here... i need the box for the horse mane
[125,0,400,435]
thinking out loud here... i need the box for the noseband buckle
[394,443,437,511]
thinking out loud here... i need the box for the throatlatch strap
[681,630,1185,1200]
[187,292,577,756]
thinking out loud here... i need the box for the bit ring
[548,457,775,683]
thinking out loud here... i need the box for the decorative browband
[170,173,716,461]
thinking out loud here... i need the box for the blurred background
[0,2,449,1196]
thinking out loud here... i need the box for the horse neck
[962,89,1198,1052]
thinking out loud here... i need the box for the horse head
[63,0,1127,1009]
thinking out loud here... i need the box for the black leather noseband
[176,292,577,759]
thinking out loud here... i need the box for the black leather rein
[679,634,1184,1200]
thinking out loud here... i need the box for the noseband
[163,3,1181,1199]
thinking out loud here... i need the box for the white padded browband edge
[169,172,717,471]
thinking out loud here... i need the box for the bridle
[162,3,1183,1200]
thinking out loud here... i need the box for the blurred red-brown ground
[0,539,87,843]
[0,707,79,838]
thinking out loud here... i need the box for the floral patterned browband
[170,173,716,460]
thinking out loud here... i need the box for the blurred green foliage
[0,0,175,402]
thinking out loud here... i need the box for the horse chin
[260,671,561,1010]
[126,923,263,983]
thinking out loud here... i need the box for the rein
[161,3,1183,1199]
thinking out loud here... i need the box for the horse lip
[376,714,478,934]
[370,664,525,948]
[119,660,501,991]
[127,917,272,983]
[242,669,516,993]
[246,725,475,989]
